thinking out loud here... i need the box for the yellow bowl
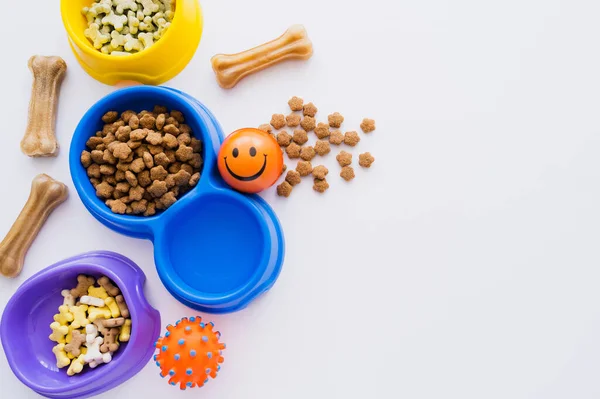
[60,0,203,85]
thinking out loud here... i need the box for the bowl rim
[60,0,188,62]
[0,251,160,397]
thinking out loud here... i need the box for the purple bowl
[0,251,161,399]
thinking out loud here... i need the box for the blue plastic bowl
[69,86,285,313]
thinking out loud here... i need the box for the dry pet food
[359,152,375,168]
[292,129,308,145]
[328,112,344,128]
[314,122,330,139]
[285,170,302,186]
[82,0,175,55]
[300,146,316,161]
[0,174,68,278]
[296,161,313,177]
[312,165,329,180]
[21,56,67,157]
[329,130,344,145]
[360,118,376,133]
[49,274,132,375]
[81,106,203,216]
[313,178,329,193]
[288,96,304,111]
[344,131,360,146]
[257,124,273,134]
[314,140,331,156]
[276,181,293,197]
[336,151,352,167]
[286,142,302,159]
[286,113,301,127]
[340,166,355,181]
[270,114,286,130]
[303,102,318,117]
[300,116,316,132]
[277,131,292,147]
[211,25,313,89]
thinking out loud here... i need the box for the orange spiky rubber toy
[154,316,225,389]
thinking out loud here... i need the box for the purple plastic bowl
[0,251,161,399]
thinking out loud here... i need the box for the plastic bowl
[0,251,160,399]
[60,0,203,85]
[69,86,285,313]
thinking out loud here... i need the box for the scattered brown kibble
[360,118,376,133]
[314,122,330,139]
[336,151,352,167]
[340,166,355,181]
[300,116,316,132]
[277,131,292,147]
[329,130,344,145]
[303,102,317,117]
[344,131,360,146]
[292,129,308,145]
[300,146,316,161]
[312,165,329,180]
[313,178,329,193]
[359,152,375,168]
[328,112,344,128]
[288,96,304,111]
[277,181,293,197]
[82,106,203,216]
[285,170,302,186]
[286,142,302,159]
[286,113,301,127]
[296,161,312,177]
[314,140,331,156]
[258,124,273,134]
[270,114,286,130]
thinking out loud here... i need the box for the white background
[1,0,600,398]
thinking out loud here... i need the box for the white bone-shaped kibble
[85,23,110,49]
[102,11,127,31]
[113,0,138,14]
[81,295,105,307]
[138,32,154,49]
[84,336,104,363]
[85,323,99,345]
[138,0,159,15]
[89,352,112,368]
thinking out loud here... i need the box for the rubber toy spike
[155,316,225,389]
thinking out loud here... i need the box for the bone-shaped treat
[0,174,68,278]
[210,24,313,89]
[21,55,67,157]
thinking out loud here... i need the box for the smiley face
[218,128,284,193]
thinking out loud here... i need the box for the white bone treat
[85,323,99,344]
[89,352,112,368]
[21,56,67,157]
[61,289,75,307]
[210,25,313,89]
[84,336,104,363]
[0,174,68,278]
[81,295,105,307]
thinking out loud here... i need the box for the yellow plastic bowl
[60,0,203,85]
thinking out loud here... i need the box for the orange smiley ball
[218,128,284,193]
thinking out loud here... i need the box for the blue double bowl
[69,86,285,313]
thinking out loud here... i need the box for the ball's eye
[232,148,239,158]
[249,147,257,157]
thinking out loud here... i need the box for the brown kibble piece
[86,136,104,149]
[181,164,194,175]
[130,128,147,141]
[148,180,168,198]
[270,114,286,130]
[163,133,178,149]
[144,202,156,216]
[102,111,118,124]
[190,138,202,153]
[314,140,331,156]
[116,126,131,142]
[113,143,132,160]
[277,131,292,147]
[170,110,185,123]
[286,142,301,159]
[103,175,117,186]
[100,165,115,176]
[314,122,330,139]
[154,152,170,168]
[163,124,180,136]
[336,151,352,167]
[340,166,355,181]
[145,131,163,145]
[100,328,120,353]
[121,110,135,123]
[71,275,95,298]
[329,130,344,145]
[177,133,191,146]
[87,164,101,179]
[312,165,329,179]
[303,102,317,117]
[277,181,293,197]
[300,146,316,161]
[115,182,130,193]
[344,131,360,146]
[115,295,130,318]
[115,170,126,182]
[160,192,177,209]
[188,153,203,169]
[154,105,168,115]
[138,170,151,187]
[128,114,140,129]
[81,151,92,168]
[360,118,376,133]
[130,158,146,173]
[285,170,301,186]
[95,182,114,199]
[189,172,200,187]
[103,149,117,165]
[296,160,312,176]
[129,186,145,201]
[176,145,193,162]
[106,199,127,214]
[91,150,105,164]
[165,117,179,127]
[168,162,182,173]
[179,124,192,135]
[313,178,329,193]
[328,112,344,128]
[125,171,138,187]
[148,144,163,155]
[139,114,156,129]
[359,152,375,168]
[143,152,154,168]
[286,113,301,127]
[97,276,120,296]
[150,165,168,181]
[288,96,303,111]
[292,129,308,145]
[258,124,272,134]
[64,330,85,357]
[155,114,166,130]
[300,116,316,132]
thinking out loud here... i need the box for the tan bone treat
[115,294,130,318]
[0,174,68,278]
[211,25,313,89]
[21,56,67,157]
[98,276,120,296]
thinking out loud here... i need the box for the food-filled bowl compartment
[0,251,160,399]
[60,0,203,85]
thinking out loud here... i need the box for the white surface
[1,0,600,398]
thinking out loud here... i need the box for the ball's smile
[224,154,268,182]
